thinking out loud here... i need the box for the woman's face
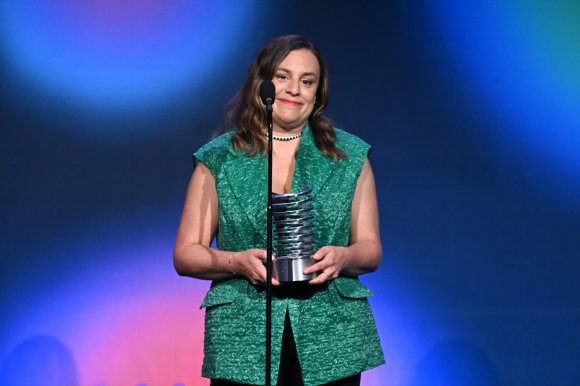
[271,49,320,133]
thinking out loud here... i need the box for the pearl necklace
[267,130,303,141]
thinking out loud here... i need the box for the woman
[174,35,384,386]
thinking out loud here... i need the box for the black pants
[211,311,361,386]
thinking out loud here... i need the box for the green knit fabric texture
[194,124,385,386]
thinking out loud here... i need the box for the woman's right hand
[231,249,280,286]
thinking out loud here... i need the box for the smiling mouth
[278,99,302,106]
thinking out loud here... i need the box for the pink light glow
[1,233,429,385]
[69,292,208,386]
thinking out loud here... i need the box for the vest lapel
[292,124,338,198]
[222,125,337,244]
[223,149,268,243]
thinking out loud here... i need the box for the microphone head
[259,80,276,106]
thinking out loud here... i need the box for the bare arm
[305,158,382,284]
[173,162,277,285]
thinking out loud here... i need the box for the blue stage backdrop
[1,1,579,385]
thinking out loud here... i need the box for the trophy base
[273,257,317,282]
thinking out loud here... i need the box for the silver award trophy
[271,185,317,282]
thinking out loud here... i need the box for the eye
[275,73,288,81]
[301,79,314,87]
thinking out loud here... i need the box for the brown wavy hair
[218,35,346,161]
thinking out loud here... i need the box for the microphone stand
[265,99,274,386]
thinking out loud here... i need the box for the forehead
[277,49,320,75]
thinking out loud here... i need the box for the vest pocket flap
[334,277,375,299]
[200,279,246,309]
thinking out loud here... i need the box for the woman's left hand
[304,246,350,285]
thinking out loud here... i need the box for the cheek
[305,92,317,109]
[273,81,284,95]
[306,88,318,103]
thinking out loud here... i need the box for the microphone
[260,80,275,111]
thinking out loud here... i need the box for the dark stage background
[1,1,579,385]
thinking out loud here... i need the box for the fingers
[306,246,345,285]
[304,246,333,275]
[311,246,332,261]
[304,247,329,275]
[251,267,280,286]
[249,274,280,286]
[238,249,279,286]
[307,270,332,285]
[238,246,346,286]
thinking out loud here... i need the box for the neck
[272,122,306,136]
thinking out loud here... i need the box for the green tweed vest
[194,124,384,386]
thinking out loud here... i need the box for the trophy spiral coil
[271,185,317,282]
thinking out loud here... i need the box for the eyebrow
[276,67,319,78]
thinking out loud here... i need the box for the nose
[285,78,300,96]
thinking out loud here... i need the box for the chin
[276,116,307,128]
